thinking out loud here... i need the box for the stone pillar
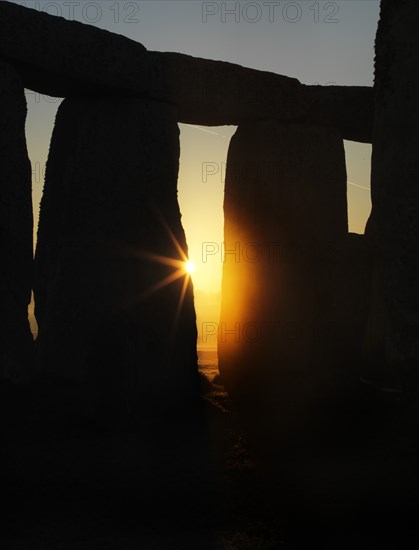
[34,97,198,419]
[369,0,419,396]
[218,121,359,394]
[0,60,33,382]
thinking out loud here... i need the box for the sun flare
[185,260,196,274]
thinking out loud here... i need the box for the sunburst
[122,211,195,337]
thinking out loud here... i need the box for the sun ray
[135,250,185,270]
[140,267,186,301]
[150,205,189,262]
[171,272,191,339]
[116,210,194,319]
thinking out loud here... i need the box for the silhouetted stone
[318,233,373,376]
[359,215,395,389]
[0,0,149,97]
[150,52,373,143]
[149,51,303,126]
[218,121,351,393]
[302,85,373,143]
[370,0,419,394]
[34,97,198,419]
[0,60,33,382]
[0,3,372,141]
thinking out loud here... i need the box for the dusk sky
[16,0,380,342]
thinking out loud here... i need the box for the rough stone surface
[34,97,198,419]
[370,0,419,389]
[218,121,371,393]
[0,60,33,382]
[0,0,149,97]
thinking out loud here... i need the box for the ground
[1,351,419,549]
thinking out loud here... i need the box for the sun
[185,260,196,274]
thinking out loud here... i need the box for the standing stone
[34,97,198,419]
[370,0,419,395]
[218,121,350,394]
[0,60,33,382]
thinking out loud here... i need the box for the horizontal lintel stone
[0,2,373,142]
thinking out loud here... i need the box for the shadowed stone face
[218,121,356,393]
[0,60,33,382]
[34,97,198,418]
[369,0,419,389]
